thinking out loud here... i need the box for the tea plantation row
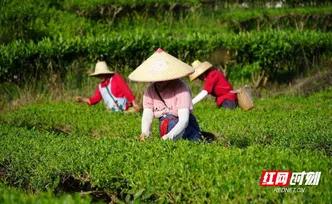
[0,124,330,203]
[1,89,330,154]
[0,89,331,202]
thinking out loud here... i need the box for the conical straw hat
[89,61,114,77]
[189,60,213,81]
[128,48,194,82]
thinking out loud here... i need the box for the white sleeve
[141,108,154,136]
[192,90,208,105]
[165,109,189,140]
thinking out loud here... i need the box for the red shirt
[89,74,135,109]
[203,69,237,106]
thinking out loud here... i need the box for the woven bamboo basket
[237,85,254,110]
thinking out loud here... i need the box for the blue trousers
[159,113,202,142]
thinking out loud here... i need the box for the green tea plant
[1,30,331,86]
[217,7,332,32]
[0,88,331,153]
[0,124,331,203]
[0,88,331,203]
[0,183,92,204]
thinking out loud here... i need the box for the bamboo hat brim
[189,60,213,81]
[89,61,114,77]
[128,48,194,82]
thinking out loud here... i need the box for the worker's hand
[139,133,146,141]
[105,104,110,111]
[161,134,170,140]
[75,96,83,102]
[132,101,141,112]
[75,96,91,106]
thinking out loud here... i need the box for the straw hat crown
[189,60,213,81]
[128,48,194,82]
[89,61,114,77]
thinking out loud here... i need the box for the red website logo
[260,170,292,186]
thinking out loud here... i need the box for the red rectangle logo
[260,170,292,186]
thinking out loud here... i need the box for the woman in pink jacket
[129,48,202,142]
